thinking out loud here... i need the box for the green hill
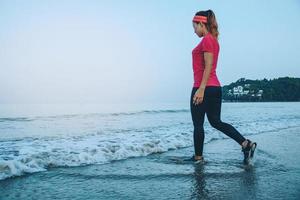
[222,77,300,102]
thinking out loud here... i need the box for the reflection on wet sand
[190,160,258,199]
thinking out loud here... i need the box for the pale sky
[1,0,300,104]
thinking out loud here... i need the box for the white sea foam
[0,128,196,180]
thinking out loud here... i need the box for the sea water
[0,102,299,181]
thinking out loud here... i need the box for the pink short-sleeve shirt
[192,33,221,87]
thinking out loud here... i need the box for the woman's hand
[193,88,205,105]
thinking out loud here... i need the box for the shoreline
[1,126,300,199]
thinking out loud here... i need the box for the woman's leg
[190,87,206,157]
[204,86,246,146]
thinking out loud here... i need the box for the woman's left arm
[193,52,213,105]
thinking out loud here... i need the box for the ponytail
[195,9,219,39]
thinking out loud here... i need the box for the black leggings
[190,86,246,156]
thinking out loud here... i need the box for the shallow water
[1,126,299,200]
[0,102,299,181]
[0,102,300,199]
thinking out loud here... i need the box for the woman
[189,10,257,164]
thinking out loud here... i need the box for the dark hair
[195,9,219,39]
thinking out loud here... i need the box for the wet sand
[1,126,300,200]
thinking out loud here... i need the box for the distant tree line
[222,77,300,102]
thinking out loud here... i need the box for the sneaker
[242,139,257,164]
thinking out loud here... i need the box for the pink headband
[192,16,207,23]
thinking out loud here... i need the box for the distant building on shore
[226,83,263,100]
[223,77,300,102]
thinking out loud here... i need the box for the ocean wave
[1,103,299,181]
[0,117,34,122]
[0,130,194,181]
[0,108,190,123]
[1,123,300,181]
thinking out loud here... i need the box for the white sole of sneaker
[250,143,257,158]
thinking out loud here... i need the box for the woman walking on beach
[190,10,257,164]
